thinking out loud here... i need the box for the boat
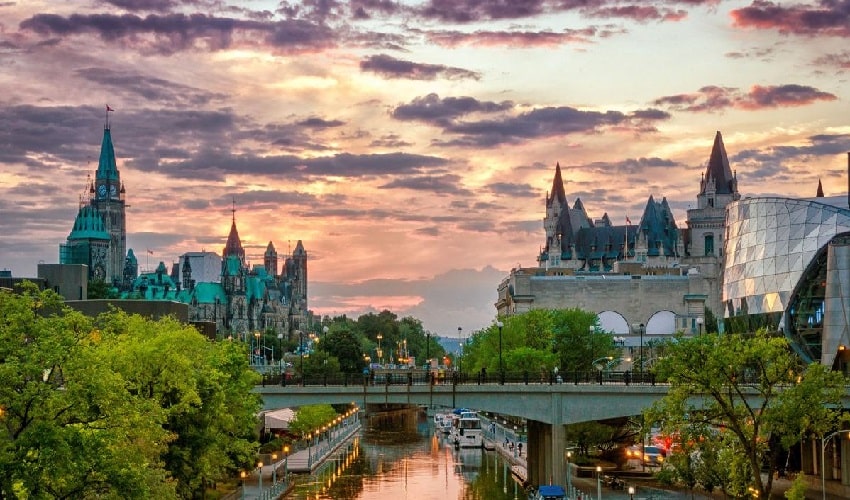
[450,411,483,448]
[529,485,566,500]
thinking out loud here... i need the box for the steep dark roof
[547,162,568,208]
[638,196,679,257]
[223,219,245,260]
[817,179,824,197]
[703,131,735,195]
[96,128,119,182]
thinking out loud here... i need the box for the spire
[96,127,120,183]
[702,131,735,195]
[223,200,245,262]
[816,178,824,197]
[547,162,568,208]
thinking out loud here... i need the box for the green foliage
[318,328,365,372]
[0,283,177,499]
[461,308,613,376]
[87,278,117,299]
[646,330,846,498]
[0,283,262,499]
[288,405,339,437]
[784,474,807,500]
[563,421,618,457]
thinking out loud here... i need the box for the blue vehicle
[531,485,566,500]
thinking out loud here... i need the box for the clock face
[98,184,107,198]
[110,185,117,198]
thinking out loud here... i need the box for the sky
[2,0,850,338]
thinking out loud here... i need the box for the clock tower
[89,124,126,286]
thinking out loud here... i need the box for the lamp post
[257,461,263,494]
[239,471,246,500]
[271,453,278,485]
[283,445,290,482]
[253,331,261,365]
[596,465,602,500]
[323,325,329,336]
[496,320,504,384]
[376,333,383,365]
[636,323,645,376]
[821,429,850,500]
[628,485,635,500]
[696,316,704,336]
[426,331,431,366]
[458,326,463,377]
[299,331,304,386]
[565,450,572,499]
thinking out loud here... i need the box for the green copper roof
[68,205,110,241]
[224,255,241,276]
[190,282,226,304]
[246,276,266,301]
[96,128,120,182]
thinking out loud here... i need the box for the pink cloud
[732,0,850,37]
[653,84,836,112]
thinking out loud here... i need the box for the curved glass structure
[723,196,850,363]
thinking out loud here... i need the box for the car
[624,445,641,459]
[642,445,665,466]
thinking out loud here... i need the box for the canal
[284,413,526,499]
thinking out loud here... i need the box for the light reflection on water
[285,421,524,500]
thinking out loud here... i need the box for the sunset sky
[2,0,849,337]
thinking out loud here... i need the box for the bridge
[254,378,850,489]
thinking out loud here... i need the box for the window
[704,234,714,256]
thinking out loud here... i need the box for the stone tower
[683,131,741,318]
[89,123,127,285]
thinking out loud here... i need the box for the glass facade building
[723,195,850,364]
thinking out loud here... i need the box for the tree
[0,283,177,499]
[288,404,339,437]
[94,310,262,498]
[551,308,612,373]
[318,328,365,373]
[646,330,846,498]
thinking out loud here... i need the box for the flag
[106,105,114,112]
[147,249,153,255]
[626,216,632,224]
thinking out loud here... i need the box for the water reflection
[285,421,524,500]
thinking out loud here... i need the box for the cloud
[379,174,472,195]
[425,27,610,48]
[732,0,850,37]
[360,54,480,80]
[74,67,226,106]
[19,13,338,55]
[584,5,688,22]
[102,0,177,12]
[391,93,514,125]
[437,105,667,147]
[414,0,717,24]
[653,84,837,112]
[296,117,345,129]
[813,51,850,70]
[731,133,850,170]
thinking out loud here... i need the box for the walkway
[235,415,362,500]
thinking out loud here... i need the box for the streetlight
[271,453,278,485]
[632,323,645,376]
[239,471,246,500]
[596,465,602,500]
[821,429,850,500]
[458,326,463,377]
[696,316,704,335]
[426,331,431,366]
[257,461,263,493]
[565,450,572,498]
[323,325,329,336]
[298,331,304,385]
[253,331,261,365]
[628,485,635,500]
[496,320,504,384]
[376,333,383,365]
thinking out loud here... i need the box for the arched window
[704,234,714,256]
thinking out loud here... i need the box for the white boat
[451,412,483,448]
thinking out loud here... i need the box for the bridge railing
[255,369,660,387]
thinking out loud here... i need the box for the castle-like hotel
[57,121,309,339]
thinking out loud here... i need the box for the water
[284,418,525,500]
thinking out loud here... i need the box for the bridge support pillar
[527,392,567,488]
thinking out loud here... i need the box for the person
[517,442,523,456]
